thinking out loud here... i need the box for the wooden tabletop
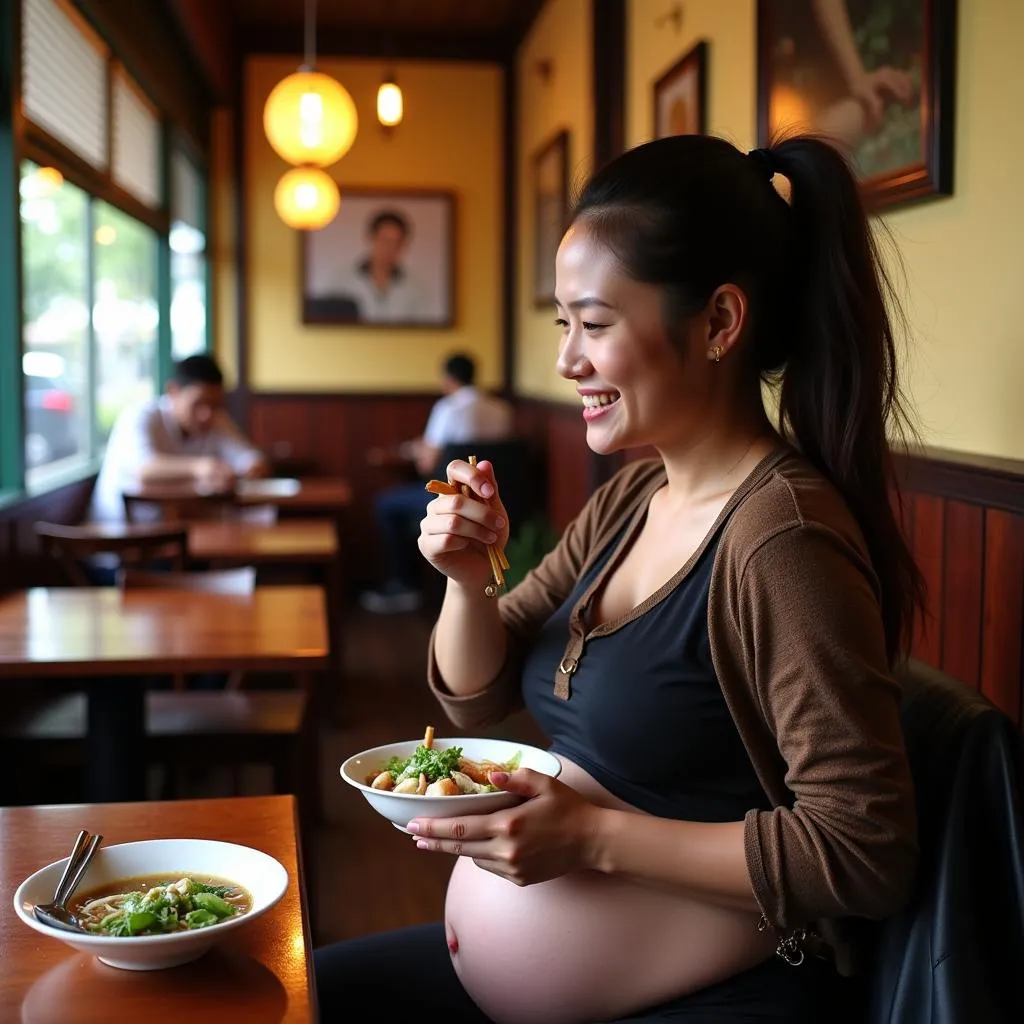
[122,478,352,512]
[188,519,338,563]
[0,586,329,677]
[0,795,316,1023]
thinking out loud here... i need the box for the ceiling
[225,0,544,61]
[168,0,545,100]
[223,0,543,39]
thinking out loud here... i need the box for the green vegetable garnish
[185,909,219,929]
[390,744,464,785]
[193,891,235,919]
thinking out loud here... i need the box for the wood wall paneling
[909,494,945,666]
[940,501,984,688]
[981,510,1024,723]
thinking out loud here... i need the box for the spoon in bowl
[33,830,103,933]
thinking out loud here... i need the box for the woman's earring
[710,345,723,363]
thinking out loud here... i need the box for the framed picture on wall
[532,129,570,308]
[301,188,456,327]
[653,40,708,139]
[757,0,956,210]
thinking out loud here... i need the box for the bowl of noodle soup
[14,838,289,970]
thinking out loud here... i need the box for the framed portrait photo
[757,0,956,210]
[532,129,570,308]
[653,40,708,139]
[302,188,456,327]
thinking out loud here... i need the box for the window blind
[171,148,204,231]
[112,68,162,208]
[21,0,108,169]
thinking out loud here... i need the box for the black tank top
[522,521,771,823]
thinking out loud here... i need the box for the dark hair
[172,354,223,388]
[444,353,475,386]
[572,134,922,662]
[368,209,410,238]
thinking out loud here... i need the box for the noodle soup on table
[71,874,252,936]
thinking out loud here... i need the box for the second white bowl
[340,737,561,831]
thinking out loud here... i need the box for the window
[20,163,90,479]
[170,147,208,359]
[20,162,157,489]
[93,202,158,444]
[6,1,213,495]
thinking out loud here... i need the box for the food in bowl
[366,724,523,797]
[341,731,562,832]
[72,874,252,936]
[14,838,289,971]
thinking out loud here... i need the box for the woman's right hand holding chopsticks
[418,459,510,592]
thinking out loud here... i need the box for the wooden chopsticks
[425,454,509,597]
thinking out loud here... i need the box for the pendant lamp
[263,0,358,167]
[273,166,340,231]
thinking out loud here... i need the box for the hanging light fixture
[263,0,358,167]
[274,166,340,231]
[377,72,403,128]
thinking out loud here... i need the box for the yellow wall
[515,0,593,401]
[243,57,504,392]
[628,0,1024,460]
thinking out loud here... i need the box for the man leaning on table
[88,354,269,526]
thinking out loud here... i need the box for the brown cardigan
[427,447,918,973]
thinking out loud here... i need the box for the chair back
[864,658,1024,1022]
[435,438,537,534]
[35,521,187,586]
[117,566,257,594]
[123,489,237,525]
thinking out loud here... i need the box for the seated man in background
[361,352,513,613]
[88,353,268,528]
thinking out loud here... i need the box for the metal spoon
[33,830,104,933]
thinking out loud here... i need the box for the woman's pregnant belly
[445,757,775,1024]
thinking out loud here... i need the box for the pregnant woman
[315,133,921,1022]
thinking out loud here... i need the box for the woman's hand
[418,459,510,590]
[850,66,916,128]
[407,768,602,886]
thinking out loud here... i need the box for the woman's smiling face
[554,220,714,456]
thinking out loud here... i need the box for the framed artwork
[653,40,708,139]
[532,129,570,308]
[757,0,956,210]
[302,188,456,326]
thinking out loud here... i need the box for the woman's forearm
[589,811,760,915]
[811,0,867,90]
[433,579,509,695]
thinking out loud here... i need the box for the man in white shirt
[361,353,514,612]
[88,354,268,528]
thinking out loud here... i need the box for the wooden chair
[123,490,237,525]
[34,521,187,586]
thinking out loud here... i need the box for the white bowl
[13,838,289,971]
[340,736,561,832]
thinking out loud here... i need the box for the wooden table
[188,519,345,687]
[0,587,329,801]
[0,795,316,1022]
[122,477,352,518]
[187,519,338,564]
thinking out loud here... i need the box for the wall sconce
[377,72,403,128]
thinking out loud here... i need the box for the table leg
[86,679,146,802]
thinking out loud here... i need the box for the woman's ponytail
[768,136,923,662]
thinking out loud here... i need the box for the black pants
[372,481,431,586]
[313,922,857,1023]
